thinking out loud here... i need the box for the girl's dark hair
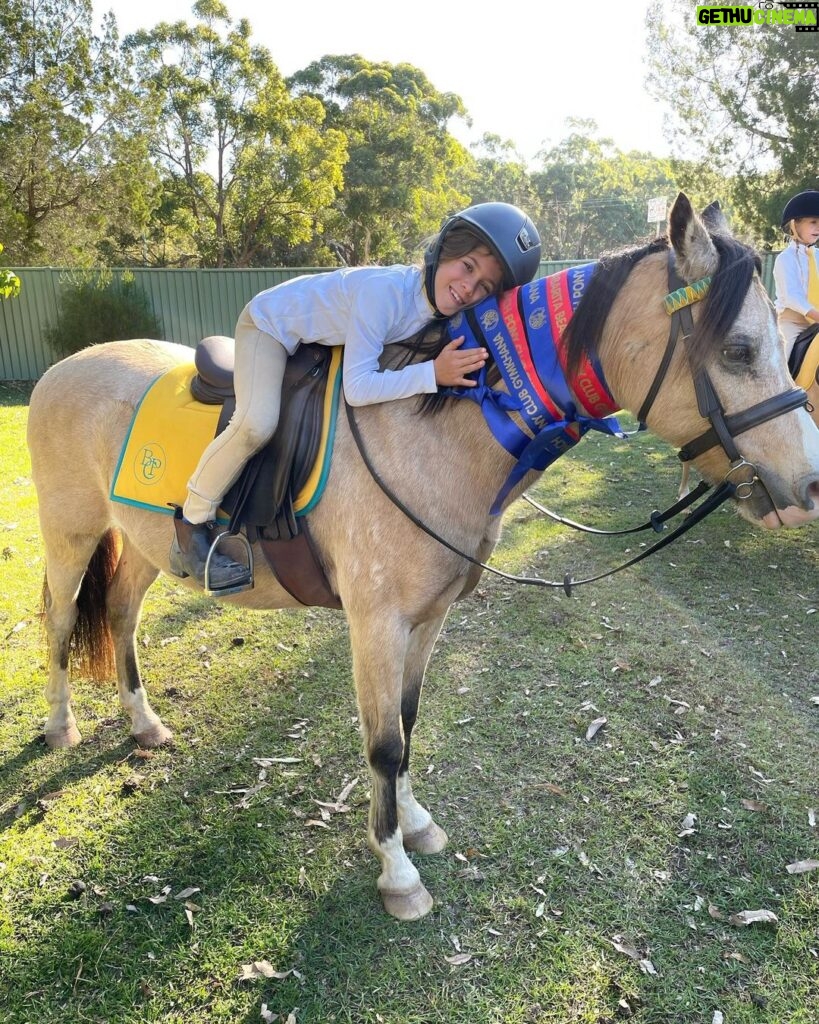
[436,223,497,266]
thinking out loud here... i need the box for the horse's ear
[668,192,719,281]
[700,200,730,234]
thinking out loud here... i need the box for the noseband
[637,252,808,503]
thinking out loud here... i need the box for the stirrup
[204,530,254,596]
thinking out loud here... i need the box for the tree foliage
[289,55,473,265]
[646,0,818,243]
[0,0,157,265]
[124,0,347,267]
[0,243,20,299]
[530,120,678,259]
[2,0,791,268]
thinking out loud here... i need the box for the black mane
[564,233,762,377]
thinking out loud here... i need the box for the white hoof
[380,882,434,921]
[44,724,83,748]
[132,722,174,748]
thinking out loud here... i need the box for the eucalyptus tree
[0,0,155,265]
[461,133,542,220]
[646,0,818,243]
[125,0,347,267]
[289,55,473,265]
[530,120,677,259]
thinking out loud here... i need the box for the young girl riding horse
[773,189,819,358]
[171,202,542,592]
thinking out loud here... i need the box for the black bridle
[346,253,808,594]
[638,253,808,502]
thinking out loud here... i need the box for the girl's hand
[433,335,488,388]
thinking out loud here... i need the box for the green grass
[1,381,817,1023]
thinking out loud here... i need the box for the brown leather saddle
[190,336,342,609]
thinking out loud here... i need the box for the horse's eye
[721,343,752,365]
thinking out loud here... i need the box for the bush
[45,271,163,359]
[0,242,20,300]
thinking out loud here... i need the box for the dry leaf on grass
[53,836,79,850]
[785,859,819,875]
[174,885,201,900]
[238,961,294,982]
[610,935,641,960]
[740,799,767,812]
[444,952,472,966]
[728,909,778,927]
[585,716,607,741]
[148,885,172,904]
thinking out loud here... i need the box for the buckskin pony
[25,194,819,920]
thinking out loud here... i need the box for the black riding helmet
[424,202,542,314]
[780,190,819,228]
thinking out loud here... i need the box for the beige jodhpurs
[778,312,811,359]
[183,304,289,523]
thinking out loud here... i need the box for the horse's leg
[399,615,449,856]
[106,535,173,748]
[348,611,434,921]
[41,530,106,748]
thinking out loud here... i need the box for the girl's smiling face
[793,216,819,246]
[433,247,504,317]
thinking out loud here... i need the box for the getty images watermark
[696,2,818,30]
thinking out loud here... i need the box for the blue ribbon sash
[446,266,625,513]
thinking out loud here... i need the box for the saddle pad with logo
[110,349,342,519]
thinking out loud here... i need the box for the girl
[171,202,542,590]
[773,190,819,358]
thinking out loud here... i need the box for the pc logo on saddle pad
[135,443,167,485]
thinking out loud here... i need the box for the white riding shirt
[248,264,438,406]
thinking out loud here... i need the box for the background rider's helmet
[424,202,542,312]
[780,190,819,228]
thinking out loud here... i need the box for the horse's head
[574,192,819,529]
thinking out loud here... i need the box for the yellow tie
[808,248,819,317]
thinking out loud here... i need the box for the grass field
[1,380,817,1024]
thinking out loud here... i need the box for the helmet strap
[423,244,446,318]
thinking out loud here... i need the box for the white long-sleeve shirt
[247,264,438,406]
[773,240,819,318]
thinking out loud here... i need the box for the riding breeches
[183,304,289,524]
[778,312,812,358]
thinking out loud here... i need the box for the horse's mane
[564,232,762,378]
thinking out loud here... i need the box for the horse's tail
[41,529,121,682]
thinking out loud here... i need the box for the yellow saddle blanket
[110,349,342,520]
[793,332,819,392]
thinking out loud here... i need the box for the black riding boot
[169,513,251,591]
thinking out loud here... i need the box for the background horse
[25,194,819,920]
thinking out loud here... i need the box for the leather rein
[346,253,808,595]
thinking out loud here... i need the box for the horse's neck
[355,395,520,526]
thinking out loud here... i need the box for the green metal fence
[0,257,777,382]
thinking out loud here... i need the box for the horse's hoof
[380,882,434,921]
[44,724,83,748]
[403,821,449,855]
[132,723,174,748]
